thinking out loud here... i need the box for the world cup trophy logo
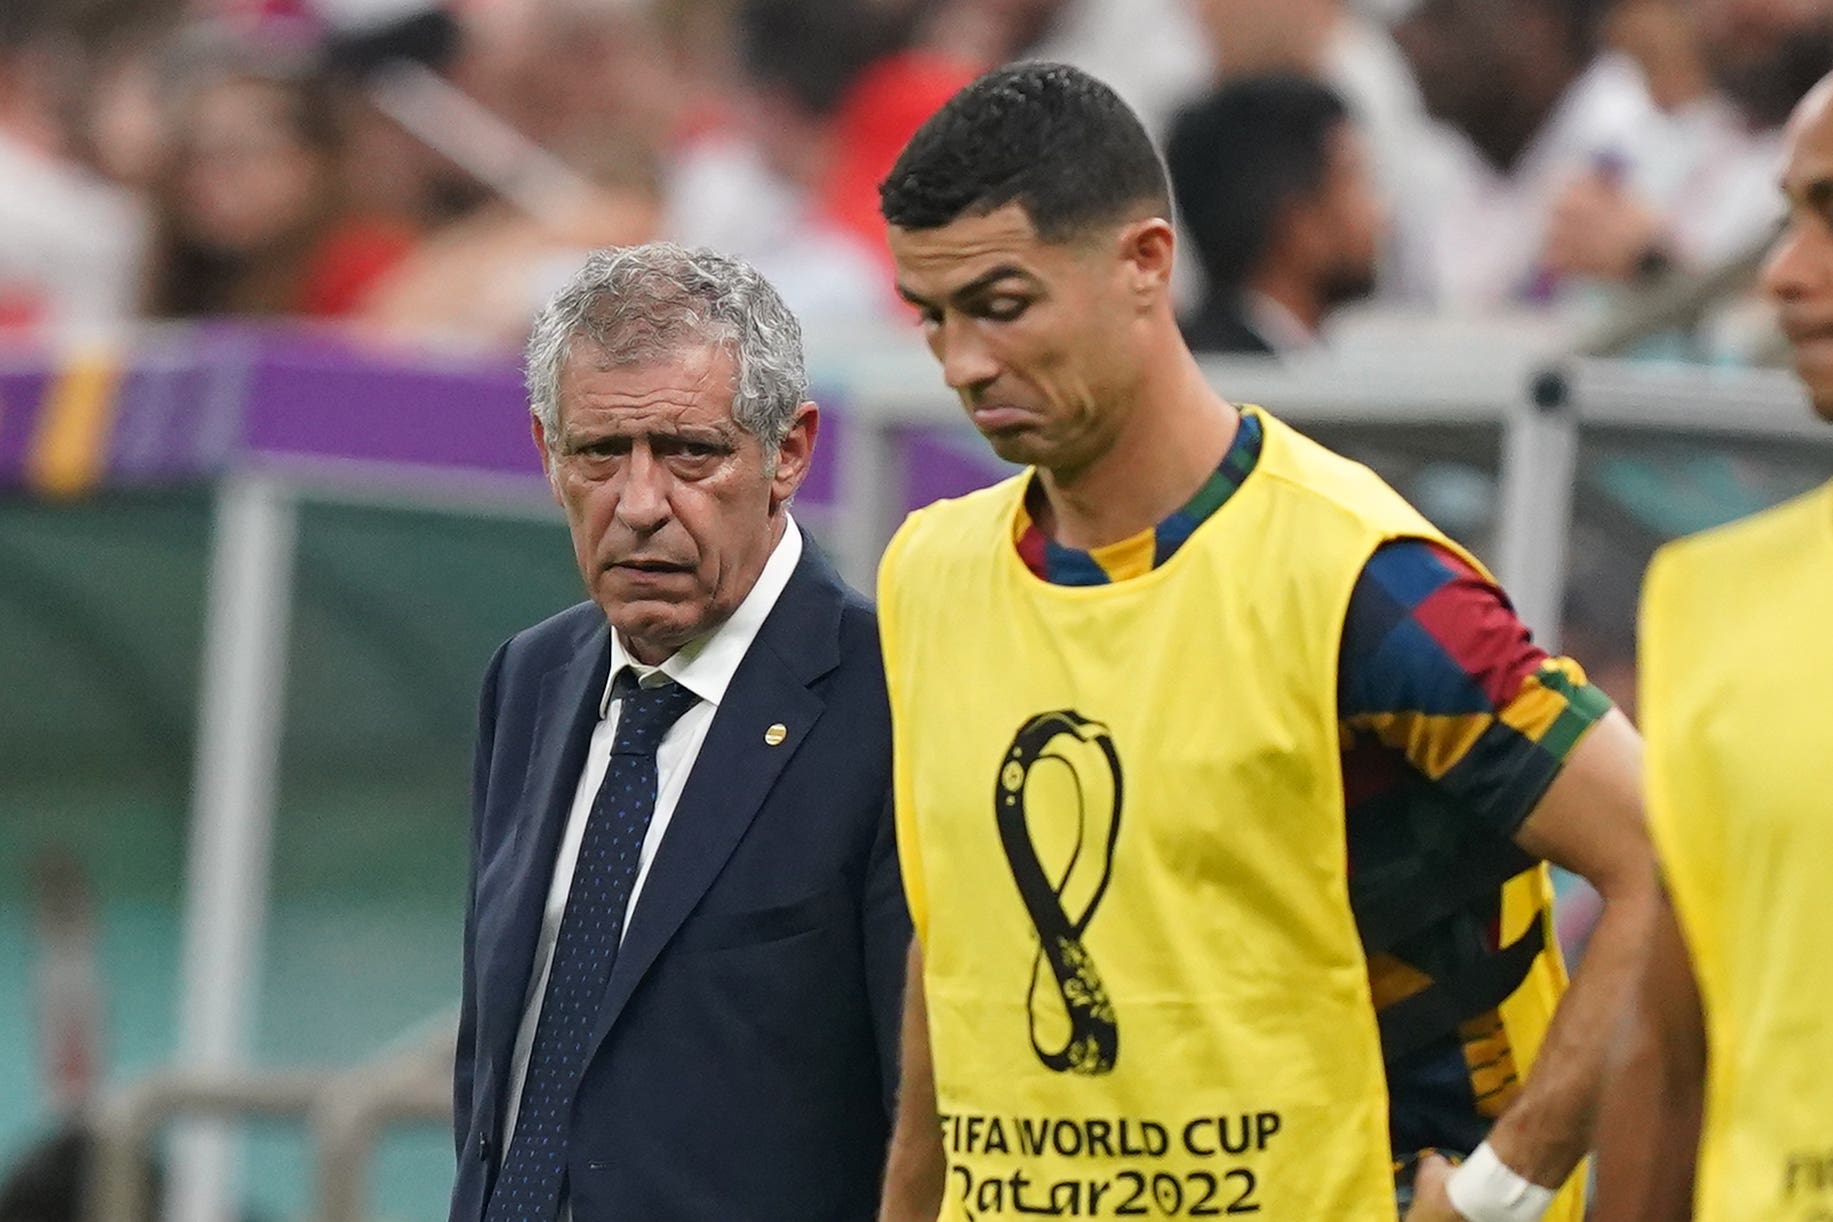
[995,711,1124,1075]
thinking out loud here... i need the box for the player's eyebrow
[897,263,1034,311]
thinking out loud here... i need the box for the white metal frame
[169,475,298,1222]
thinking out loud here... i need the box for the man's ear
[770,402,820,510]
[1119,217,1177,306]
[531,415,563,506]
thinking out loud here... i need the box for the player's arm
[1478,705,1659,1186]
[879,942,946,1222]
[1340,541,1655,1216]
[1589,882,1705,1221]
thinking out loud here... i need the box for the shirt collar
[599,515,803,717]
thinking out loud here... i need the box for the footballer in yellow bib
[883,409,1578,1219]
[876,64,1655,1222]
[1595,74,1833,1222]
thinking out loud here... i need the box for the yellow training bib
[880,409,1575,1221]
[1641,481,1833,1222]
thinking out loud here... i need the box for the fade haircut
[878,62,1172,243]
[526,243,808,453]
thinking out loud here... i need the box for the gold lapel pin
[764,723,788,746]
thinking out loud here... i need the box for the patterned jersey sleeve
[1337,539,1614,837]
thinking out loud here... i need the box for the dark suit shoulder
[833,585,879,653]
[496,600,604,681]
[510,598,604,650]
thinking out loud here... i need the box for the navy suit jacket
[450,542,907,1222]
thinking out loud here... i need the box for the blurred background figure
[1184,0,1439,301]
[1186,0,1426,187]
[0,0,1824,342]
[1394,0,1830,314]
[1698,0,1833,130]
[143,35,416,319]
[362,133,664,346]
[0,0,152,334]
[319,1,476,233]
[0,1125,159,1222]
[881,0,1211,135]
[1538,0,1829,297]
[665,0,907,321]
[1392,0,1656,310]
[1170,75,1387,353]
[1187,0,1340,75]
[0,857,115,1222]
[30,852,103,1118]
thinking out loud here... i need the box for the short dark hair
[1167,75,1350,294]
[878,62,1171,242]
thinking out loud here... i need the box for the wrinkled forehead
[569,291,734,358]
[558,340,738,416]
[565,327,734,377]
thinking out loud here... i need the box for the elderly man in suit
[449,243,907,1222]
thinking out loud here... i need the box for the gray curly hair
[526,243,809,451]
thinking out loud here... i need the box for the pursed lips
[968,402,1040,430]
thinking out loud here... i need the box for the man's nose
[1762,219,1830,305]
[940,317,1002,393]
[614,447,672,534]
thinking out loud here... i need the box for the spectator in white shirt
[1540,0,1799,291]
[0,0,147,335]
[1394,0,1660,310]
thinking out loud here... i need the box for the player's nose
[940,322,1001,392]
[1763,219,1832,305]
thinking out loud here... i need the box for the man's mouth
[1788,324,1833,348]
[970,404,1038,432]
[611,558,693,576]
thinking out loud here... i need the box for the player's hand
[1401,1151,1464,1221]
[1542,173,1664,282]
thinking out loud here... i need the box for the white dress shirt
[1406,53,1659,310]
[499,517,804,1178]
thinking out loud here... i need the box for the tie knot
[609,675,700,756]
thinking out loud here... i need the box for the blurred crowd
[0,0,1828,354]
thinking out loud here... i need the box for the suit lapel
[475,624,610,1107]
[584,546,846,1059]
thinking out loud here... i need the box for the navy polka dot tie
[485,673,701,1222]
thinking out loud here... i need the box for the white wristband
[1444,1142,1556,1222]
